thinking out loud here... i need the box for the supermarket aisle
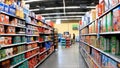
[38,43,88,68]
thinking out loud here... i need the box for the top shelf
[80,3,120,31]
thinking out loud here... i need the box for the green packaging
[110,36,117,54]
[102,15,107,32]
[106,12,113,32]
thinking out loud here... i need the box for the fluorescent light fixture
[44,16,83,19]
[39,12,86,16]
[50,18,81,21]
[56,19,61,24]
[25,0,47,3]
[30,6,95,11]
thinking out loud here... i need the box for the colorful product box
[0,59,10,68]
[109,0,119,8]
[108,58,118,68]
[106,12,113,32]
[102,15,107,32]
[113,6,120,31]
[5,48,13,57]
[6,26,15,34]
[110,36,117,54]
[0,24,4,34]
[0,2,4,11]
[0,49,6,59]
[104,0,110,11]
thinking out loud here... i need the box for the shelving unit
[0,1,55,68]
[79,1,120,68]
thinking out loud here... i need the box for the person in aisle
[72,33,75,44]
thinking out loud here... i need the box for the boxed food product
[109,0,119,8]
[0,14,5,23]
[9,6,16,15]
[0,60,10,68]
[0,24,4,34]
[102,15,107,32]
[13,47,18,54]
[4,15,9,24]
[113,6,120,31]
[5,48,13,56]
[4,37,12,45]
[4,4,9,13]
[0,37,4,46]
[6,26,15,34]
[0,2,4,11]
[13,36,21,44]
[101,54,109,68]
[0,49,6,59]
[108,58,118,68]
[110,36,117,54]
[106,12,113,32]
[104,0,110,11]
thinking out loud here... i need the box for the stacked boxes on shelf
[0,0,55,68]
[80,0,120,68]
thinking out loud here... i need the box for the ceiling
[25,0,99,21]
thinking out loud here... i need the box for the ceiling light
[30,6,95,11]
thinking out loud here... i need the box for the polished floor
[38,43,88,68]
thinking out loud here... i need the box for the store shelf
[0,11,25,21]
[0,47,39,62]
[26,35,39,37]
[79,22,94,31]
[79,3,120,31]
[80,40,120,63]
[0,42,27,48]
[26,28,37,31]
[26,41,39,44]
[10,52,39,68]
[80,48,90,68]
[81,33,97,36]
[39,33,53,35]
[34,50,54,68]
[99,31,120,35]
[81,47,101,68]
[26,22,38,27]
[0,23,26,28]
[0,34,26,36]
[39,48,50,55]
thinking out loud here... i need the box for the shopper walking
[72,33,75,44]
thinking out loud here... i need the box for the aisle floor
[38,43,88,68]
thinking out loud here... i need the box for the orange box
[4,15,9,24]
[0,14,5,23]
[6,26,15,34]
[0,24,4,34]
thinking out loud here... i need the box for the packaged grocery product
[0,37,4,46]
[0,2,4,11]
[110,36,117,54]
[0,60,10,68]
[0,24,4,34]
[113,6,120,31]
[0,49,6,59]
[108,58,118,68]
[6,26,15,34]
[109,0,119,8]
[5,48,13,56]
[106,12,113,32]
[102,15,107,32]
[104,0,110,11]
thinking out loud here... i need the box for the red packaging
[6,26,15,34]
[0,24,4,34]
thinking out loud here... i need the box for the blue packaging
[4,4,9,13]
[0,3,4,11]
[9,6,16,15]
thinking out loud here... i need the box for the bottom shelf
[80,47,101,68]
[34,50,55,68]
[80,48,90,68]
